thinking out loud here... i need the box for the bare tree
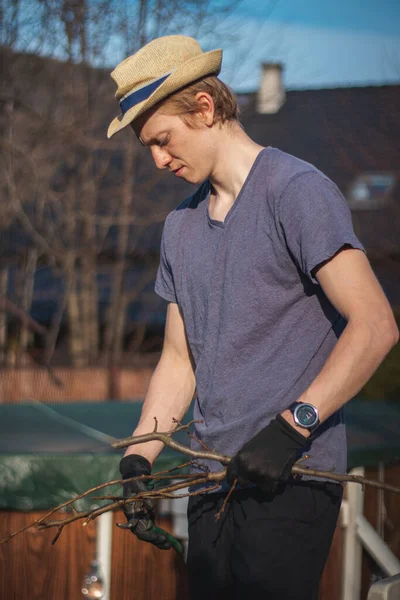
[0,0,246,372]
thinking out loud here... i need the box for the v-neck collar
[205,147,269,227]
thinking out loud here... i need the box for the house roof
[239,85,400,256]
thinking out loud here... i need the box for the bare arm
[281,248,399,436]
[124,302,196,462]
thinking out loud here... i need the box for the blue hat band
[119,72,171,116]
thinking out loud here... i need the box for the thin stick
[215,479,237,521]
[51,527,64,546]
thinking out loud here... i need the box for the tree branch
[111,419,232,464]
[1,420,400,546]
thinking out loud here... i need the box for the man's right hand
[119,454,173,550]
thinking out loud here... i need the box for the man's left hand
[226,415,309,492]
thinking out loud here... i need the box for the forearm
[282,317,398,436]
[124,351,196,462]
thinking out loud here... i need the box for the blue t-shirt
[155,147,364,483]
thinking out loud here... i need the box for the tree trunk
[17,248,38,365]
[103,140,136,368]
[113,291,128,365]
[0,266,9,364]
[67,278,86,367]
[64,256,87,367]
[80,256,98,363]
[44,268,71,365]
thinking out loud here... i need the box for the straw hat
[107,35,223,138]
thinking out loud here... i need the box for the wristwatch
[288,402,320,433]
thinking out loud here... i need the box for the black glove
[226,415,309,493]
[119,454,173,550]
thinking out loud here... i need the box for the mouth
[172,166,184,177]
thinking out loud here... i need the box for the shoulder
[261,148,347,226]
[265,147,331,197]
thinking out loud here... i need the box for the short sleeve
[154,220,178,303]
[279,171,365,281]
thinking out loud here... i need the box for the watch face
[295,403,318,428]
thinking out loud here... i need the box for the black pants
[187,481,342,600]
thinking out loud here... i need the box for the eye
[158,136,169,148]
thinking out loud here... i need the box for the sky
[215,0,400,91]
[15,0,400,92]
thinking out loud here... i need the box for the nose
[151,146,172,170]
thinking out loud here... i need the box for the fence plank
[110,510,188,600]
[320,521,343,600]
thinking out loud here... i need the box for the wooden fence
[2,465,399,599]
[0,367,154,403]
[1,368,399,599]
[0,510,187,600]
[0,464,400,600]
[361,464,400,597]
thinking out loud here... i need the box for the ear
[195,92,215,127]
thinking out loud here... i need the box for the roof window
[347,174,396,210]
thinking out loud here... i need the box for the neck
[208,123,264,205]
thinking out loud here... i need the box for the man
[108,36,398,599]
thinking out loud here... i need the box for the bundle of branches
[1,418,400,547]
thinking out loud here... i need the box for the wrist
[119,454,152,478]
[280,410,311,439]
[124,446,154,465]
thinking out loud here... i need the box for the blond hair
[160,76,239,126]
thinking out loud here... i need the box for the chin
[175,167,207,185]
[179,175,196,185]
[185,172,207,185]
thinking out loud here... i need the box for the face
[134,107,216,185]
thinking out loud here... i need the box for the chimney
[257,62,285,114]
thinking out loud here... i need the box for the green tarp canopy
[0,399,399,510]
[0,401,193,511]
